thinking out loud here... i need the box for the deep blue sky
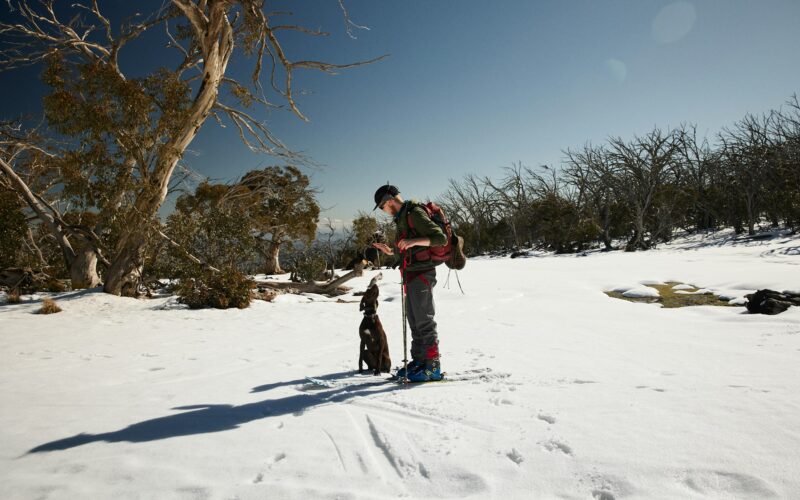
[2,1,800,229]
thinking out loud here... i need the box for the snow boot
[395,359,424,379]
[407,359,443,382]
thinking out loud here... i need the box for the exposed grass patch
[37,297,62,314]
[606,281,736,308]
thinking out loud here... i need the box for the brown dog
[358,283,391,374]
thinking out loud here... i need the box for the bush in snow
[7,290,21,304]
[37,298,62,314]
[177,267,255,310]
[286,245,329,283]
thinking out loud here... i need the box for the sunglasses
[378,194,393,210]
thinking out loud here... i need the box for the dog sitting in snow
[358,276,391,375]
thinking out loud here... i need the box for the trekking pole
[399,249,409,385]
[400,273,408,385]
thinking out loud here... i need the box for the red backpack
[406,202,465,270]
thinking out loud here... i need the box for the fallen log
[0,267,67,293]
[256,262,365,297]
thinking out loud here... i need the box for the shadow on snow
[27,373,399,454]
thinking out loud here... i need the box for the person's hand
[397,238,428,252]
[371,242,394,256]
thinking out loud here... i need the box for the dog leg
[373,333,384,375]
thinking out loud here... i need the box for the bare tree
[440,173,501,253]
[777,96,800,229]
[482,162,535,248]
[673,125,722,231]
[719,113,775,235]
[606,128,681,250]
[319,217,340,271]
[563,144,618,250]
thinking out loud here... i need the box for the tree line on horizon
[438,96,800,255]
[3,87,799,299]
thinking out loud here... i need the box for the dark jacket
[394,200,447,272]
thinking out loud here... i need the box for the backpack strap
[405,201,420,233]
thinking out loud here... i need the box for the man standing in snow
[371,184,447,382]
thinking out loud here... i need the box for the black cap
[373,184,400,210]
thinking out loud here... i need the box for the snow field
[1,230,799,499]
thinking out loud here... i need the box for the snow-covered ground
[1,230,799,499]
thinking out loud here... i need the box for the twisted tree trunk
[70,244,101,289]
[263,238,284,275]
[104,2,234,296]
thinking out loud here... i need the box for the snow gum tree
[237,166,319,275]
[162,181,256,277]
[0,1,383,295]
[350,213,380,250]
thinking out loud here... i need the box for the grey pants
[404,268,439,361]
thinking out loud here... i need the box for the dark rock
[745,289,800,315]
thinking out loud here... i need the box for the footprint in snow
[588,473,636,499]
[506,448,524,465]
[541,439,572,456]
[682,470,776,497]
[267,453,286,467]
[537,413,556,424]
[728,385,771,394]
[636,386,665,392]
[253,454,288,481]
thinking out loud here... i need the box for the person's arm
[397,236,430,252]
[403,207,447,248]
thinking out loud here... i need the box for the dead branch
[155,228,221,273]
[337,0,369,39]
[256,262,364,296]
[213,102,295,157]
[0,267,63,292]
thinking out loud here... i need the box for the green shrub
[296,253,328,282]
[177,267,255,309]
[0,190,27,269]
